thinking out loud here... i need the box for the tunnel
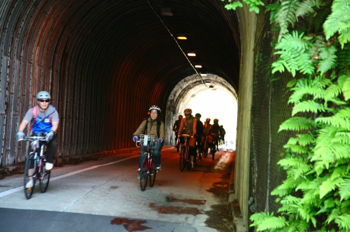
[1,0,286,229]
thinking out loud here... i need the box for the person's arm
[133,120,147,136]
[178,119,184,135]
[18,120,29,132]
[160,122,165,139]
[51,122,59,133]
[192,118,197,135]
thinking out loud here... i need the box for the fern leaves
[324,0,350,48]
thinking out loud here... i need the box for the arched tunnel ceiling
[0,0,240,164]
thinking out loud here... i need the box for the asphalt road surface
[0,146,234,232]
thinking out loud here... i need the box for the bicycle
[135,134,158,191]
[19,135,51,199]
[179,134,192,171]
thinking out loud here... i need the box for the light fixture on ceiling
[177,36,187,40]
[201,73,207,77]
[187,52,196,57]
[195,65,202,68]
[161,8,173,16]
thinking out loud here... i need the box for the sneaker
[156,165,161,172]
[45,162,53,170]
[26,180,33,188]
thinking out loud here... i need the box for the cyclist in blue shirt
[16,91,59,188]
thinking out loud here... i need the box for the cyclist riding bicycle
[16,91,59,188]
[209,118,221,151]
[133,105,165,177]
[173,115,183,146]
[178,108,197,168]
[195,113,203,161]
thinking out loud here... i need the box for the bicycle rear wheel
[179,146,186,171]
[39,162,51,193]
[140,157,148,191]
[149,157,157,187]
[186,148,191,171]
[24,154,36,199]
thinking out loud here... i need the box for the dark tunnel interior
[0,0,240,164]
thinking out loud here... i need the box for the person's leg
[45,135,58,170]
[189,146,196,167]
[139,146,147,169]
[152,142,163,169]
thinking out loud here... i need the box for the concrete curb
[228,151,247,232]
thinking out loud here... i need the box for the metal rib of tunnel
[0,0,240,166]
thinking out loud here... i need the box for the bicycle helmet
[195,113,201,117]
[36,91,51,100]
[206,118,211,122]
[184,108,192,115]
[214,118,219,122]
[149,105,161,113]
[178,115,183,119]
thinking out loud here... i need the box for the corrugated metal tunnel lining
[0,0,240,166]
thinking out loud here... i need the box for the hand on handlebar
[158,138,163,143]
[133,135,139,142]
[16,131,25,141]
[45,130,55,141]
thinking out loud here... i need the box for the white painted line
[0,147,173,198]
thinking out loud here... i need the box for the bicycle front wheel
[179,146,186,172]
[39,163,51,193]
[24,154,36,199]
[140,157,148,191]
[149,157,157,187]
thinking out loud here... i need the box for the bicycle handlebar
[135,134,158,149]
[19,135,47,142]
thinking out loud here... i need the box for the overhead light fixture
[187,52,196,57]
[177,36,187,40]
[201,73,207,77]
[195,65,202,68]
[161,8,173,16]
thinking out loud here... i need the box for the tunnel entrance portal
[165,73,238,149]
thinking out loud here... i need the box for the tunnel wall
[0,0,240,167]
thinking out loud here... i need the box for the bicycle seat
[181,134,191,137]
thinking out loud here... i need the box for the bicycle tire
[140,157,148,191]
[39,161,51,193]
[186,147,191,171]
[179,146,186,172]
[149,157,157,187]
[24,153,36,199]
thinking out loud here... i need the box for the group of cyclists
[173,109,226,166]
[16,91,225,186]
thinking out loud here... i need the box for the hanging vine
[223,0,350,231]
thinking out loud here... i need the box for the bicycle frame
[135,134,158,191]
[20,135,51,199]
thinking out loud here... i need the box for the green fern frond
[275,0,301,39]
[323,0,350,48]
[279,117,315,132]
[292,100,326,116]
[316,109,350,130]
[342,75,350,101]
[327,208,340,224]
[339,178,350,201]
[276,31,312,52]
[272,179,298,197]
[318,45,338,74]
[278,157,311,176]
[284,144,309,154]
[257,216,288,231]
[295,0,320,18]
[320,177,344,199]
[297,133,315,146]
[325,83,342,101]
[335,214,350,230]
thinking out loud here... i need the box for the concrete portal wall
[233,6,257,230]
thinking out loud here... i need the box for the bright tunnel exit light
[185,89,238,150]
